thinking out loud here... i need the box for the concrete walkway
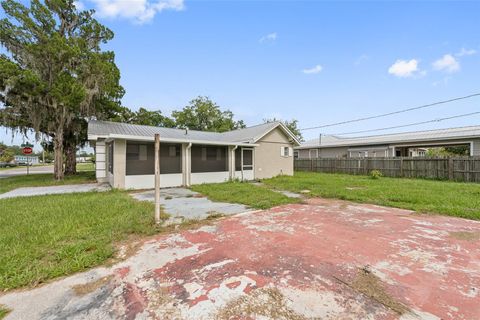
[131,188,252,222]
[0,183,111,199]
[1,198,479,319]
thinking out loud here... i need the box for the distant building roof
[88,120,301,146]
[296,125,480,149]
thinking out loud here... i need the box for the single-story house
[88,120,300,189]
[295,126,480,159]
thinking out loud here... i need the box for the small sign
[22,147,33,155]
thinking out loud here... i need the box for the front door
[241,148,254,180]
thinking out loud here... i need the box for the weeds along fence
[294,157,480,183]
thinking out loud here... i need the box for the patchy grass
[216,287,305,320]
[191,182,300,209]
[0,307,10,319]
[0,191,168,291]
[0,171,95,194]
[76,162,94,171]
[263,171,480,220]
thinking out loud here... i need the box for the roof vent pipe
[185,127,189,135]
[319,133,322,145]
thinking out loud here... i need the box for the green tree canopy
[172,96,245,132]
[0,0,123,179]
[111,106,175,128]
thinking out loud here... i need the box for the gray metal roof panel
[296,125,480,149]
[88,120,289,144]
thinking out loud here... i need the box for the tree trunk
[53,135,64,181]
[64,140,77,175]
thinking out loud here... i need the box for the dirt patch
[450,231,480,241]
[71,275,114,296]
[215,287,306,320]
[335,267,409,315]
[346,186,366,191]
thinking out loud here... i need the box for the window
[294,151,299,159]
[282,147,289,157]
[125,142,182,175]
[107,142,114,174]
[192,145,227,173]
[169,146,176,157]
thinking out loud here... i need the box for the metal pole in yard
[154,134,161,224]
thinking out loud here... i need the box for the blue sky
[1,0,480,149]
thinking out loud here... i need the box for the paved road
[1,198,479,319]
[0,165,53,178]
[0,183,110,199]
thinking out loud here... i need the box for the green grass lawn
[191,181,300,209]
[0,307,9,319]
[0,171,95,194]
[76,162,94,171]
[0,191,167,291]
[263,171,480,220]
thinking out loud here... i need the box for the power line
[300,93,480,131]
[331,111,480,136]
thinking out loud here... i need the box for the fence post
[399,158,404,177]
[448,158,454,180]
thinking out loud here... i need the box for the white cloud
[73,1,85,10]
[92,0,184,24]
[354,54,369,66]
[432,54,460,73]
[455,48,477,57]
[388,59,420,78]
[302,64,323,74]
[259,32,277,43]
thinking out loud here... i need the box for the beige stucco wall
[255,128,294,179]
[112,139,126,189]
[296,147,348,159]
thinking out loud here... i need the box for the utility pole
[154,134,161,224]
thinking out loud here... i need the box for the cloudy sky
[1,0,480,147]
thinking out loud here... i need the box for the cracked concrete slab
[1,198,479,319]
[130,188,252,220]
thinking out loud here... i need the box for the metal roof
[88,120,300,146]
[296,125,480,149]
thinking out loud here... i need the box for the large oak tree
[0,0,123,179]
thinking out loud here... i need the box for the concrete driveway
[1,198,479,320]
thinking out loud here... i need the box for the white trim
[235,170,254,181]
[125,173,183,189]
[191,171,229,185]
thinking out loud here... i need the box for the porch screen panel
[126,142,182,175]
[191,145,228,173]
[234,148,253,171]
[107,142,114,174]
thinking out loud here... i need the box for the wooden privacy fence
[294,157,480,183]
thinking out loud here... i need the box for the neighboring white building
[296,126,480,158]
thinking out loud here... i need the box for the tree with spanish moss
[0,0,123,179]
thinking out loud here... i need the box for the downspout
[186,143,192,186]
[231,145,238,180]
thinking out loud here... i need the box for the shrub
[369,170,383,179]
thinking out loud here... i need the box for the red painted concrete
[147,198,479,319]
[1,198,479,319]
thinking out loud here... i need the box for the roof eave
[91,133,258,147]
